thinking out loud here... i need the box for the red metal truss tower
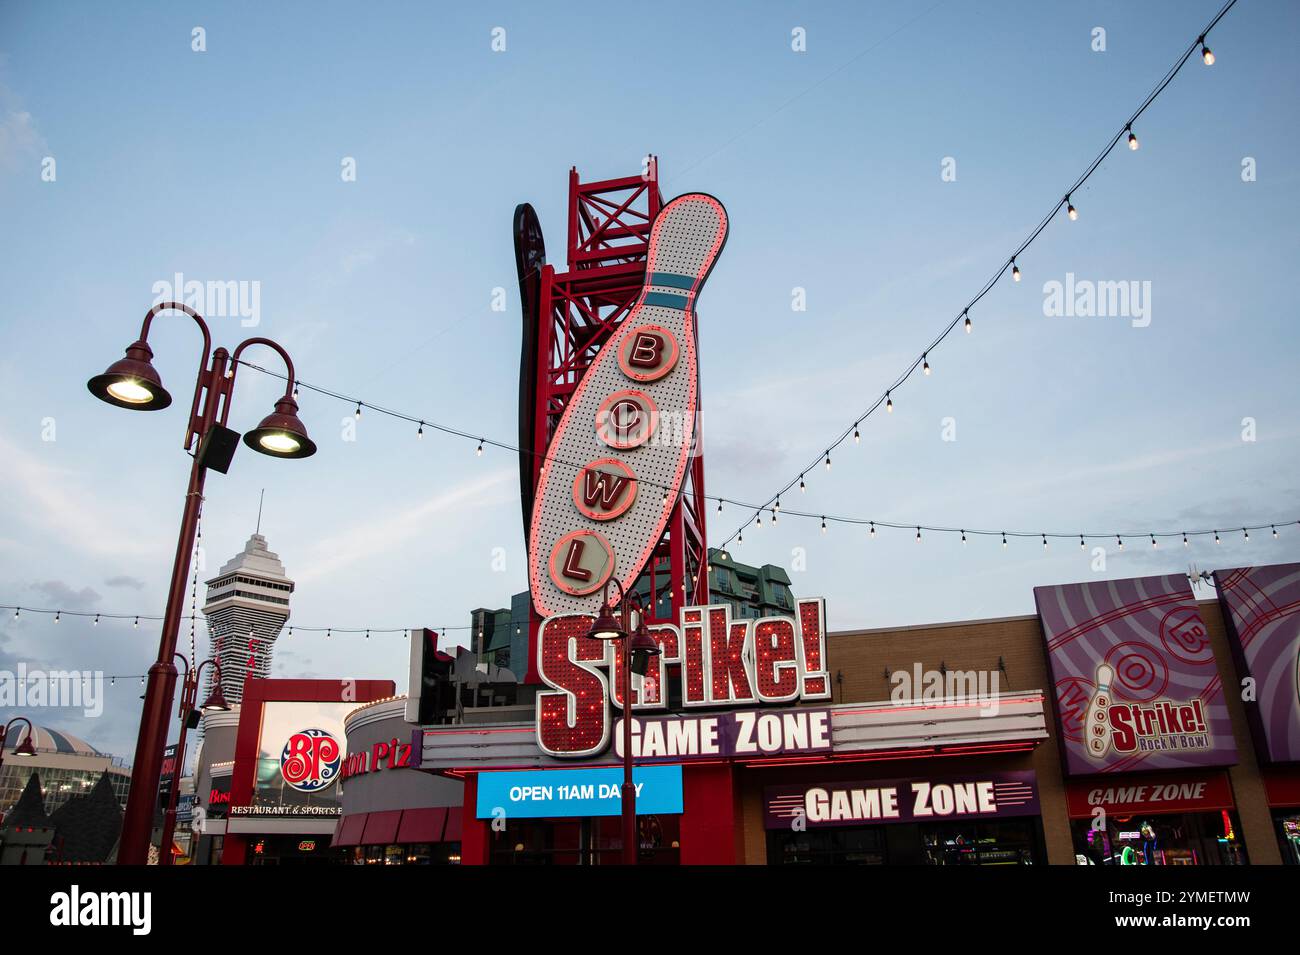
[514,159,709,682]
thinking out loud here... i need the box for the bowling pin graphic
[528,194,728,618]
[1085,663,1115,758]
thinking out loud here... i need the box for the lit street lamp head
[13,734,37,758]
[200,683,230,713]
[86,339,173,410]
[587,599,627,642]
[243,395,317,459]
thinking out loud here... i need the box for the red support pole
[118,351,227,865]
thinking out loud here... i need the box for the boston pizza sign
[527,193,727,616]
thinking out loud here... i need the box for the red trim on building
[1263,766,1300,807]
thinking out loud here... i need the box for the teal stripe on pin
[650,271,696,290]
[643,291,689,310]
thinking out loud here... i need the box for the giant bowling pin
[1085,662,1116,758]
[528,193,728,618]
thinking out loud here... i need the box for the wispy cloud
[0,82,46,174]
[294,467,516,584]
[0,431,170,559]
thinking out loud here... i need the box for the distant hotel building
[202,533,294,705]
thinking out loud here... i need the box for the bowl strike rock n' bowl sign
[527,193,728,617]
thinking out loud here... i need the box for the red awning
[360,809,402,846]
[443,807,463,842]
[395,807,446,845]
[333,814,368,847]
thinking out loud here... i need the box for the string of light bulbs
[713,0,1240,549]
[217,6,1266,562]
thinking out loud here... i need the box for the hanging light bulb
[1126,125,1139,150]
[853,424,860,443]
[1151,534,1158,549]
[1243,528,1250,542]
[94,613,100,626]
[964,310,971,334]
[292,381,300,400]
[365,629,370,640]
[915,527,922,543]
[1042,534,1048,549]
[755,513,762,529]
[774,497,781,513]
[476,440,484,456]
[1200,37,1214,65]
[354,402,362,419]
[417,421,424,439]
[1012,259,1021,282]
[289,627,293,637]
[12,607,18,619]
[961,530,967,545]
[738,531,744,544]
[1001,533,1008,548]
[1214,530,1220,544]
[1273,525,1279,539]
[717,499,723,513]
[771,507,777,525]
[922,354,931,376]
[327,628,332,640]
[825,452,831,471]
[1183,533,1189,547]
[869,521,876,538]
[54,611,61,623]
[1080,535,1086,549]
[134,616,139,628]
[1117,535,1124,551]
[821,517,827,534]
[1067,196,1078,220]
[799,474,806,493]
[886,392,893,413]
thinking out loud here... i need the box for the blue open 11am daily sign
[474,766,684,819]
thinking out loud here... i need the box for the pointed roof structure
[3,772,49,829]
[48,770,123,863]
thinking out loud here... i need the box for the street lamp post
[88,302,315,865]
[0,716,38,775]
[585,579,661,865]
[158,653,228,866]
[0,716,37,831]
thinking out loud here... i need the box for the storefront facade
[221,678,396,865]
[291,564,1297,865]
[334,697,463,864]
[407,568,1295,864]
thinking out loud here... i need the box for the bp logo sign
[280,728,343,793]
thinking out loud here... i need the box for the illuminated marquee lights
[535,598,831,758]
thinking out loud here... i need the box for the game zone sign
[536,599,831,757]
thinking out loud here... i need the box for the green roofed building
[703,547,795,620]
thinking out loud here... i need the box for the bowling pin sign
[1085,662,1115,758]
[528,193,728,617]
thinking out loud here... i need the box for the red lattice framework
[515,159,709,683]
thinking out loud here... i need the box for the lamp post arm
[136,303,214,450]
[224,337,298,426]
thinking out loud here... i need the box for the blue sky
[1,0,1297,760]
